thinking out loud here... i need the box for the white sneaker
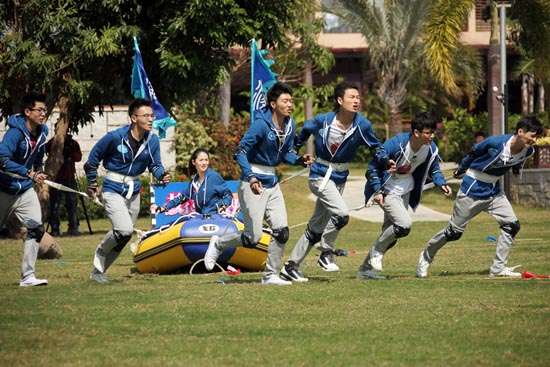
[19,275,48,287]
[416,250,431,278]
[261,275,292,285]
[369,247,384,272]
[280,262,309,283]
[318,252,340,272]
[489,265,522,278]
[204,235,222,271]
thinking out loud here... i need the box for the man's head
[267,82,293,118]
[515,116,544,146]
[411,112,437,145]
[22,93,47,126]
[474,131,487,144]
[333,82,360,113]
[128,98,154,132]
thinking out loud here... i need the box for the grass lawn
[1,176,549,366]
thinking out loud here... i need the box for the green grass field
[1,177,549,366]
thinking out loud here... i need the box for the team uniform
[163,167,232,215]
[84,125,166,278]
[204,107,305,283]
[360,132,446,277]
[0,114,49,286]
[281,111,387,281]
[417,134,534,278]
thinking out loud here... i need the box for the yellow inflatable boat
[133,214,271,274]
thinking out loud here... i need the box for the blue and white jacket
[235,107,302,188]
[364,133,446,210]
[164,168,233,215]
[84,125,165,197]
[456,134,535,199]
[298,111,387,184]
[0,114,48,195]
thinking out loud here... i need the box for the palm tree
[334,0,477,136]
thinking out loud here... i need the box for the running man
[204,82,313,285]
[85,98,170,283]
[281,82,392,283]
[0,93,50,286]
[359,112,452,280]
[417,116,543,278]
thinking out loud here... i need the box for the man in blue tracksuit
[417,116,544,278]
[0,93,49,287]
[204,82,313,285]
[281,82,392,282]
[359,112,452,280]
[85,99,170,283]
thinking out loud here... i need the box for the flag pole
[249,39,255,123]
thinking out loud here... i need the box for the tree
[333,0,479,135]
[0,0,139,212]
[510,0,550,115]
[0,0,322,206]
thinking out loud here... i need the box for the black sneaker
[318,251,340,272]
[280,262,309,282]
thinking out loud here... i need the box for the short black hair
[474,131,487,139]
[411,112,437,132]
[333,82,359,111]
[21,93,46,113]
[267,82,293,106]
[515,115,544,135]
[128,98,152,116]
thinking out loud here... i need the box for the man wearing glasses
[84,98,170,283]
[0,93,50,286]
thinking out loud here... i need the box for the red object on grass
[522,271,550,279]
[225,265,241,276]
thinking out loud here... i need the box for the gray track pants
[217,181,288,278]
[287,179,348,267]
[361,193,412,270]
[0,188,43,280]
[92,192,140,274]
[424,191,518,273]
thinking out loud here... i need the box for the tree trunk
[40,95,70,221]
[521,74,529,115]
[528,74,535,114]
[487,2,501,135]
[304,61,315,155]
[388,104,402,138]
[538,83,545,113]
[218,72,231,127]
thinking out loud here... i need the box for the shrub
[439,108,488,162]
[204,114,247,179]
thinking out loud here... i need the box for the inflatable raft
[133,214,271,274]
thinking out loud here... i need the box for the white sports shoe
[489,265,522,278]
[280,262,309,283]
[369,247,384,272]
[416,250,431,278]
[318,252,340,272]
[261,275,292,285]
[204,235,222,271]
[19,275,48,287]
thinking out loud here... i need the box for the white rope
[189,258,225,275]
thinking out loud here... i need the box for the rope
[189,258,225,275]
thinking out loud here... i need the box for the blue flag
[250,39,277,123]
[131,37,176,139]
